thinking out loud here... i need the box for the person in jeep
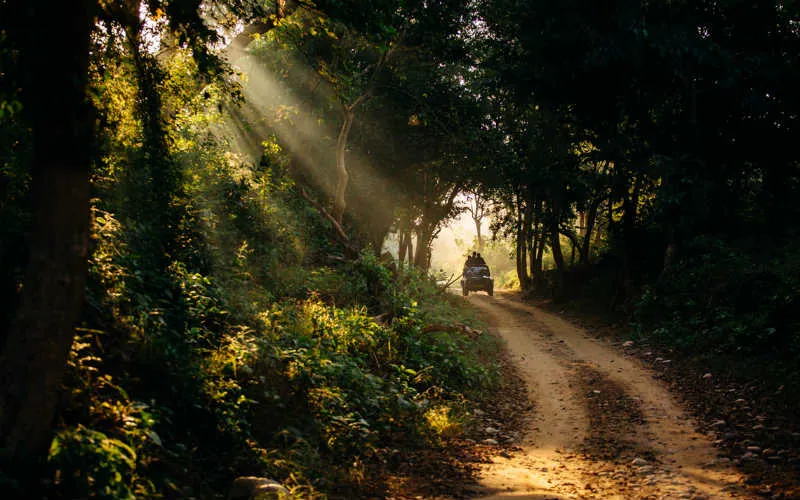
[461,252,493,296]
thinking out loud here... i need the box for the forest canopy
[1,0,799,497]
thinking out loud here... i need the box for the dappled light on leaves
[2,0,800,498]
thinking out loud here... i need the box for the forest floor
[384,291,800,500]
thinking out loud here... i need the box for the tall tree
[465,189,489,251]
[0,0,95,479]
[0,0,268,484]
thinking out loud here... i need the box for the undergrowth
[0,48,501,498]
[41,142,499,498]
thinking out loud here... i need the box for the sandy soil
[466,292,755,500]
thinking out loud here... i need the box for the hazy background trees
[2,0,799,495]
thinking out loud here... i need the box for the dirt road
[467,292,753,500]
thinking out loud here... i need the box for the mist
[429,207,517,289]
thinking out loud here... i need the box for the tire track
[467,293,753,500]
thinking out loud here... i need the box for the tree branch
[298,187,358,256]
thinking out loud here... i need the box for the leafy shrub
[48,426,138,499]
[633,237,800,358]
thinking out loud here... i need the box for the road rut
[467,292,752,500]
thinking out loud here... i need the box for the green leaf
[145,430,163,447]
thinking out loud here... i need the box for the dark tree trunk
[580,200,600,264]
[0,0,94,486]
[398,230,408,263]
[370,227,389,257]
[414,217,435,270]
[535,225,545,274]
[550,215,565,273]
[528,201,538,284]
[414,229,432,269]
[515,193,530,290]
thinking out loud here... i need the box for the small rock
[631,457,649,466]
[228,477,290,500]
[482,438,499,445]
[711,420,727,428]
[473,409,486,416]
[485,427,500,434]
[762,448,775,456]
[747,446,762,453]
[702,373,713,379]
[623,340,635,347]
[753,424,765,431]
[735,398,747,404]
[741,452,756,460]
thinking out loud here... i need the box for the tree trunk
[535,225,545,275]
[528,204,538,284]
[332,92,371,225]
[515,193,530,290]
[474,216,483,252]
[580,200,600,264]
[0,0,94,486]
[414,225,433,270]
[550,217,565,272]
[515,235,527,289]
[406,233,414,265]
[333,107,355,224]
[398,230,407,263]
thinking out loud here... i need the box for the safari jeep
[461,265,494,296]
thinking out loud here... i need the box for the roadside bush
[206,276,500,493]
[633,237,800,358]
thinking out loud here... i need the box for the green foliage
[472,0,800,407]
[52,93,499,497]
[48,427,138,499]
[634,237,800,359]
